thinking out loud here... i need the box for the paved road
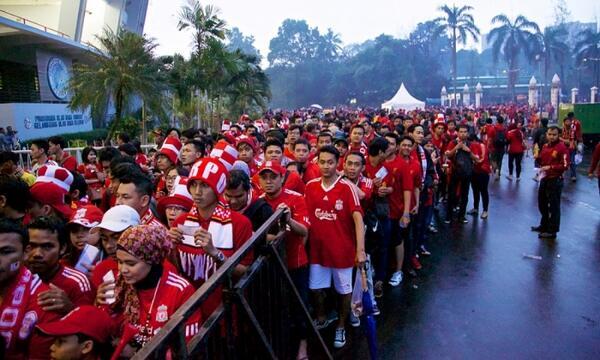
[337,158,600,359]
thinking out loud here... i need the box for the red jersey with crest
[1,267,61,360]
[349,143,368,157]
[109,269,202,342]
[47,264,94,307]
[141,208,166,228]
[388,156,419,219]
[261,189,310,269]
[305,176,363,268]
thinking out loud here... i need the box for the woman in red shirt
[506,121,526,180]
[468,135,491,219]
[78,147,104,206]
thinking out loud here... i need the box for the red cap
[236,135,257,152]
[36,305,113,343]
[258,160,286,176]
[68,205,104,228]
[30,182,72,219]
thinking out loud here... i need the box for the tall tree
[488,15,540,101]
[535,27,568,103]
[433,5,480,105]
[227,27,261,59]
[267,19,320,67]
[574,29,600,88]
[68,28,166,142]
[177,0,227,56]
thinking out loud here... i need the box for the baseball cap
[37,306,112,343]
[333,137,349,146]
[68,205,104,228]
[30,182,72,219]
[90,205,140,234]
[258,160,286,176]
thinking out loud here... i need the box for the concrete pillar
[462,84,470,107]
[551,74,560,120]
[571,88,578,104]
[441,86,448,107]
[475,82,482,108]
[528,76,538,108]
[591,86,598,103]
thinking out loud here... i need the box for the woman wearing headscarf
[100,225,201,357]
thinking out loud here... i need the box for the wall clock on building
[47,57,70,100]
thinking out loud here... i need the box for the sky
[144,0,598,64]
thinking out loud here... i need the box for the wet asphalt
[334,156,600,359]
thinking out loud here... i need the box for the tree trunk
[106,86,123,144]
[452,28,457,106]
[543,56,549,105]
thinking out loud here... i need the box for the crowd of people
[0,105,596,359]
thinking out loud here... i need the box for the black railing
[132,208,332,360]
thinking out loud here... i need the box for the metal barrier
[131,208,333,360]
[13,145,157,170]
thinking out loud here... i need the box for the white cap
[90,205,141,234]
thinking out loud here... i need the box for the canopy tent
[381,83,425,111]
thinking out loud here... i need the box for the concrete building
[0,0,148,142]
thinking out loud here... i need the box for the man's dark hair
[0,151,19,165]
[31,139,49,155]
[117,133,130,144]
[383,132,400,143]
[541,118,549,127]
[48,136,66,149]
[263,139,284,151]
[288,124,304,135]
[457,124,470,132]
[0,174,30,213]
[182,128,198,140]
[186,140,206,156]
[0,218,27,246]
[245,124,258,133]
[227,169,251,192]
[265,129,285,144]
[28,216,68,248]
[166,128,181,138]
[317,145,340,161]
[69,172,88,201]
[111,161,142,182]
[567,112,574,118]
[345,151,366,166]
[496,116,504,124]
[548,125,560,133]
[351,124,365,134]
[407,124,423,134]
[118,143,137,157]
[98,147,120,164]
[400,135,415,145]
[119,173,153,197]
[293,138,310,150]
[368,137,389,157]
[486,118,493,124]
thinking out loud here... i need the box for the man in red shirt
[293,138,321,183]
[487,117,508,180]
[169,158,253,316]
[445,125,478,224]
[0,219,61,360]
[115,173,164,228]
[25,216,94,315]
[532,126,569,239]
[252,139,305,194]
[48,136,77,172]
[564,112,583,182]
[305,145,365,349]
[349,124,369,156]
[284,124,303,162]
[258,160,311,359]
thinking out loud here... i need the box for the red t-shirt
[507,128,525,154]
[305,176,363,268]
[302,162,321,183]
[356,175,374,210]
[90,257,118,289]
[251,170,306,196]
[262,189,310,269]
[349,143,368,157]
[471,142,492,174]
[60,154,77,172]
[1,267,61,360]
[47,264,94,307]
[539,141,569,179]
[172,205,253,317]
[77,163,103,189]
[284,147,296,161]
[388,157,419,219]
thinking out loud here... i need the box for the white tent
[381,83,425,111]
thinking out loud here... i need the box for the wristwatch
[213,250,227,263]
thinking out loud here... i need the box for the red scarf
[186,201,233,249]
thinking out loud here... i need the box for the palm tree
[535,27,568,103]
[177,0,227,55]
[68,28,166,142]
[226,52,271,116]
[317,29,342,61]
[488,15,540,101]
[433,5,480,106]
[574,29,600,87]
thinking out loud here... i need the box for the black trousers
[493,151,505,174]
[471,172,490,211]
[447,175,471,220]
[508,153,524,177]
[538,177,563,233]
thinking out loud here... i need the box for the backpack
[494,129,507,149]
[454,141,473,178]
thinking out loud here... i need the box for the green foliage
[177,0,226,55]
[227,27,261,59]
[68,28,167,142]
